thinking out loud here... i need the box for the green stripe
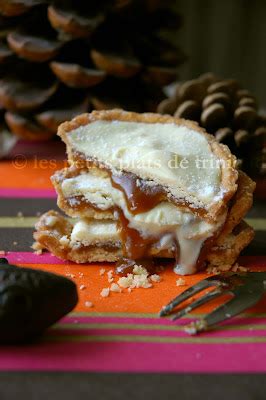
[70,311,160,318]
[0,216,265,230]
[44,334,266,344]
[53,322,266,332]
[245,218,266,230]
[54,322,185,331]
[0,217,37,228]
[69,311,266,319]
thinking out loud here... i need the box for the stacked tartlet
[34,110,255,275]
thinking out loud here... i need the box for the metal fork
[159,272,266,334]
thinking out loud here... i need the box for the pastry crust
[217,171,255,242]
[33,109,255,273]
[52,165,255,237]
[34,211,254,267]
[206,221,255,266]
[58,109,238,221]
[34,168,255,267]
[52,166,114,220]
[34,210,173,263]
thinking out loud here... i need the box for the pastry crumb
[206,263,248,274]
[232,263,247,272]
[118,272,152,289]
[98,264,162,293]
[35,249,42,255]
[59,235,70,247]
[100,288,110,297]
[238,266,248,272]
[150,274,161,282]
[133,265,148,276]
[107,270,113,279]
[206,266,220,275]
[85,301,93,308]
[107,270,114,282]
[232,264,239,272]
[216,264,232,272]
[32,241,43,254]
[44,215,58,227]
[133,274,152,288]
[110,283,121,293]
[176,278,186,286]
[116,265,162,290]
[118,275,134,289]
[66,273,75,279]
[184,324,197,335]
[79,285,86,290]
[32,241,43,251]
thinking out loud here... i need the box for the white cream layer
[71,220,118,244]
[65,172,226,275]
[67,120,222,206]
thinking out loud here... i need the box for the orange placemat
[0,142,266,373]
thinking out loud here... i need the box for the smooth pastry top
[58,110,238,219]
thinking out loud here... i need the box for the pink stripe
[0,188,56,198]
[7,252,266,266]
[0,341,266,372]
[6,252,72,264]
[49,327,266,338]
[62,315,266,327]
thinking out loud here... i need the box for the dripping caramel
[62,161,213,272]
[111,172,165,214]
[70,154,210,220]
[115,207,157,260]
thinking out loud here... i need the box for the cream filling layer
[67,120,222,205]
[71,220,118,244]
[65,172,226,275]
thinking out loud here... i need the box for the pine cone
[158,73,266,180]
[0,0,185,141]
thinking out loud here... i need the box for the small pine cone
[158,73,266,179]
[247,125,266,199]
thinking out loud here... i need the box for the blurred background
[174,0,266,108]
[0,0,265,196]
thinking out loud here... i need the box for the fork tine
[159,278,213,317]
[185,287,264,334]
[171,288,224,321]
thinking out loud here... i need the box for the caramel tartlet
[34,110,255,275]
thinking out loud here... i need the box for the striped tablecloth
[0,141,266,373]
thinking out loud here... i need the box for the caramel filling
[67,120,223,209]
[63,168,226,275]
[57,118,236,274]
[111,172,164,215]
[115,207,155,259]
